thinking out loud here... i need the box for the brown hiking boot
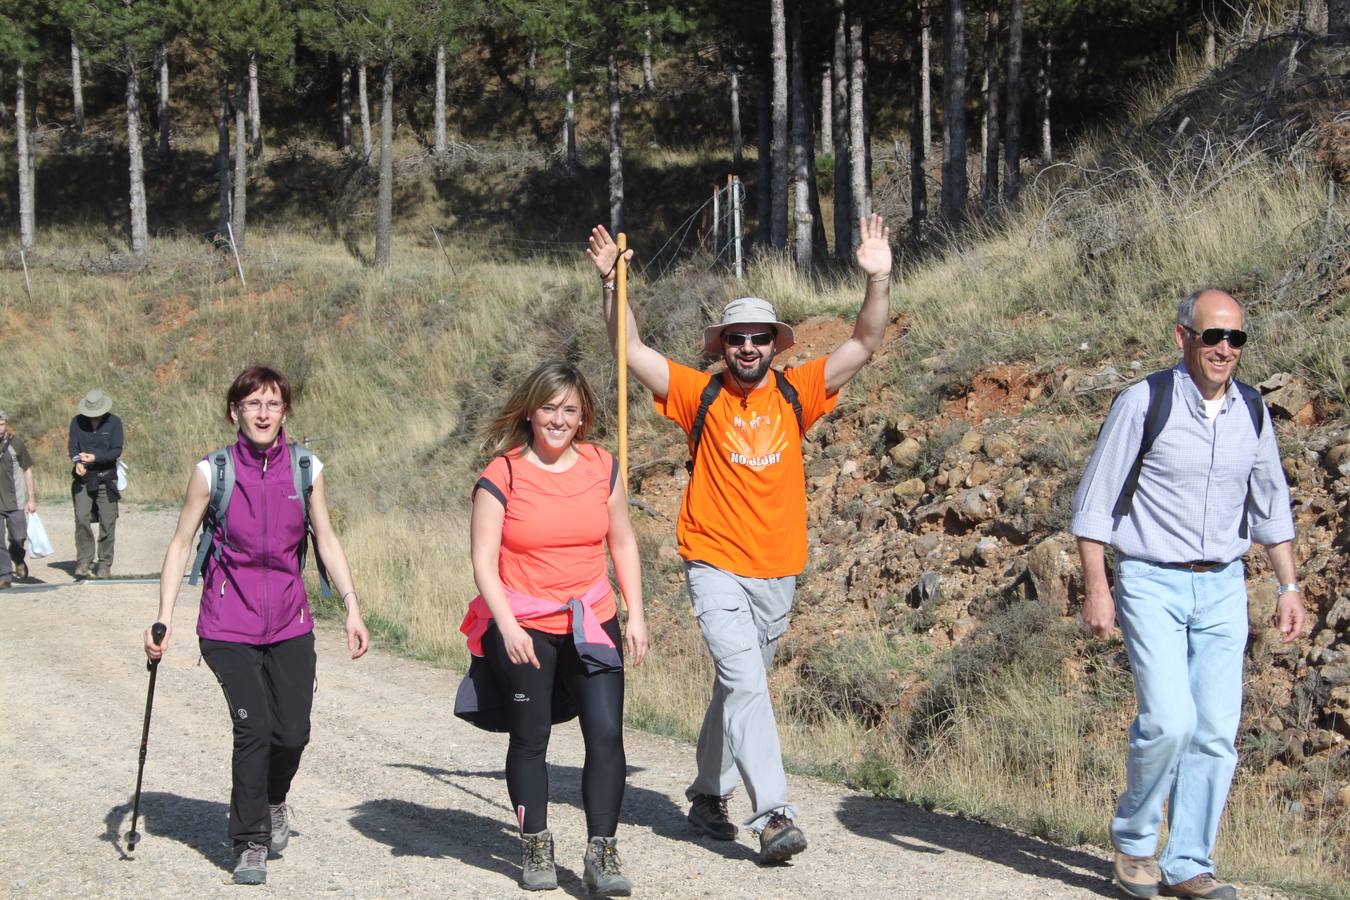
[1113,852,1161,898]
[758,811,807,863]
[1160,874,1237,899]
[74,563,92,579]
[13,560,26,579]
[687,793,737,841]
[95,563,111,578]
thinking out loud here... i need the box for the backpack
[1111,369,1265,538]
[687,369,805,474]
[188,443,331,596]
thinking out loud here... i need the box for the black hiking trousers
[482,616,626,837]
[200,631,316,854]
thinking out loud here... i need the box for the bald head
[1177,288,1243,330]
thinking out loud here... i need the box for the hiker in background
[0,409,37,588]
[1071,289,1304,900]
[69,389,122,578]
[144,365,370,885]
[459,360,646,895]
[586,215,892,864]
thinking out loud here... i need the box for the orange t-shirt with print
[655,356,838,578]
[474,443,618,634]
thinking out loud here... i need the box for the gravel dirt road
[0,506,1280,899]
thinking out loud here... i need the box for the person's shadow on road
[837,795,1117,896]
[103,793,232,872]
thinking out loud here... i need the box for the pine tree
[0,0,41,252]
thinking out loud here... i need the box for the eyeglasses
[1182,325,1248,348]
[722,331,775,348]
[238,399,285,413]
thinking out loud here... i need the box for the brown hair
[484,361,597,458]
[225,366,292,422]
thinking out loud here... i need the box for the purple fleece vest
[196,431,315,644]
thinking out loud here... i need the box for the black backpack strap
[189,448,234,585]
[1112,370,1174,520]
[291,444,332,598]
[686,374,725,474]
[1234,380,1266,540]
[772,369,805,435]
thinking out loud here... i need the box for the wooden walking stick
[616,233,629,489]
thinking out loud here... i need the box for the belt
[1175,560,1224,572]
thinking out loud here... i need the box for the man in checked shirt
[1070,288,1305,900]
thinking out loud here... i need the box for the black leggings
[200,632,316,853]
[482,617,626,837]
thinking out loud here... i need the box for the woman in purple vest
[145,366,370,885]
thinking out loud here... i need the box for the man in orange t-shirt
[587,214,893,863]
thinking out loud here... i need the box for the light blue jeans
[1111,556,1248,884]
[684,561,799,831]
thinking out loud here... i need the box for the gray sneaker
[583,836,632,896]
[94,563,111,579]
[269,802,292,852]
[520,830,557,891]
[758,812,807,863]
[232,841,268,885]
[687,793,737,840]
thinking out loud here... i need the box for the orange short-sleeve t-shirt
[474,443,618,633]
[655,356,838,578]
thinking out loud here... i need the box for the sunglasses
[722,331,775,347]
[1182,325,1248,348]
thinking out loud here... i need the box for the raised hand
[855,213,893,279]
[586,225,632,283]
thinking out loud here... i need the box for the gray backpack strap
[290,444,332,598]
[189,448,235,585]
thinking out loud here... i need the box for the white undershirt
[1202,396,1224,422]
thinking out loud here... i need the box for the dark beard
[727,353,772,386]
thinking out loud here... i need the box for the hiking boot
[0,579,10,590]
[232,841,268,885]
[758,811,807,863]
[1113,852,1161,898]
[1160,874,1237,899]
[687,793,737,840]
[13,560,26,580]
[269,802,292,852]
[94,563,111,579]
[520,830,557,891]
[73,563,92,579]
[582,836,632,896]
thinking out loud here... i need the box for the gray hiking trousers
[0,508,25,579]
[684,561,800,831]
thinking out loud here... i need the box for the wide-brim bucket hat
[702,297,795,355]
[78,389,113,418]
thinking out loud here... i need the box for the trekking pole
[616,233,629,490]
[126,622,167,853]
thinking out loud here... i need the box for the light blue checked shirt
[1070,363,1294,564]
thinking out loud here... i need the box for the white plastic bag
[116,460,128,492]
[26,511,53,558]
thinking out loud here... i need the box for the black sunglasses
[1182,325,1248,348]
[722,331,775,347]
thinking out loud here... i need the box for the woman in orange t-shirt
[467,360,646,895]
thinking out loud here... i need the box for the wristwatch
[1276,582,1301,594]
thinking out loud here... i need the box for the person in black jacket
[69,389,123,578]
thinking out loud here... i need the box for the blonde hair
[484,361,597,458]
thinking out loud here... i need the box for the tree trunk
[1038,36,1051,162]
[607,44,625,233]
[820,67,831,155]
[982,5,999,207]
[1204,14,1216,67]
[563,47,577,168]
[375,63,394,267]
[126,65,148,256]
[1003,0,1022,201]
[921,2,933,160]
[524,43,536,99]
[17,65,35,252]
[642,5,656,91]
[248,55,261,160]
[358,53,373,162]
[217,77,231,239]
[848,3,869,245]
[769,0,789,249]
[833,0,851,261]
[941,0,967,225]
[71,35,85,134]
[1331,0,1349,40]
[233,77,248,255]
[910,4,927,241]
[434,43,447,154]
[790,1,814,269]
[339,64,351,149]
[157,43,171,156]
[756,52,772,245]
[730,64,743,168]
